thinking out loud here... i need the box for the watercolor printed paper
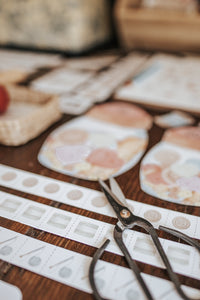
[38,102,152,180]
[115,54,200,113]
[140,127,200,206]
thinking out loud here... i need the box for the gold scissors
[89,178,200,300]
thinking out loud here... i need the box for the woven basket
[0,85,61,146]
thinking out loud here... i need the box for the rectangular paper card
[115,54,200,114]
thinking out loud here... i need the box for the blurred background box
[114,0,200,52]
[0,0,111,54]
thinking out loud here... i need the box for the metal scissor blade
[109,177,130,208]
[98,179,124,207]
[99,179,134,227]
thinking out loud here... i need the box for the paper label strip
[0,191,199,280]
[0,280,22,300]
[0,164,199,240]
[0,226,199,300]
[0,49,62,71]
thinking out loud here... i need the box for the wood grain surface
[0,102,199,300]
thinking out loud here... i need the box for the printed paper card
[140,127,200,206]
[115,54,200,113]
[38,102,152,180]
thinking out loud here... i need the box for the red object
[0,85,10,113]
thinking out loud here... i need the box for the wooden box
[114,0,200,52]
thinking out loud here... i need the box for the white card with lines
[0,227,199,300]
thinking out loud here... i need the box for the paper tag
[140,127,200,206]
[115,54,200,113]
[38,111,149,180]
[31,53,148,114]
[0,190,199,280]
[0,164,199,240]
[0,227,199,300]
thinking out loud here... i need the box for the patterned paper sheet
[140,126,200,206]
[115,54,200,113]
[38,102,152,180]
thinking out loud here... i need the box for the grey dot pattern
[0,245,13,256]
[126,289,140,300]
[28,256,41,266]
[59,266,72,278]
[96,278,105,290]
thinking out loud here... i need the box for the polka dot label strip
[0,227,199,300]
[0,164,199,240]
[0,190,199,280]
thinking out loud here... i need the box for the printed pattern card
[115,54,200,114]
[140,127,200,206]
[38,102,152,180]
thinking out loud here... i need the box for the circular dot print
[172,216,191,230]
[59,266,72,278]
[126,289,140,300]
[144,210,162,223]
[44,183,60,193]
[67,190,83,200]
[96,278,105,290]
[1,172,17,181]
[28,256,41,266]
[0,245,13,255]
[91,196,107,208]
[22,177,38,187]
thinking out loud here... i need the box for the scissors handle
[89,223,200,300]
[89,239,110,300]
[121,221,200,300]
[114,223,154,300]
[89,237,154,300]
[159,226,200,253]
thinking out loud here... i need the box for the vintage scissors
[89,178,200,300]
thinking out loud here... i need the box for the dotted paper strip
[0,164,199,240]
[0,191,199,280]
[0,226,199,300]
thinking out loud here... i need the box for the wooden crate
[114,0,200,52]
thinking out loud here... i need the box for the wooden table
[0,105,199,300]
